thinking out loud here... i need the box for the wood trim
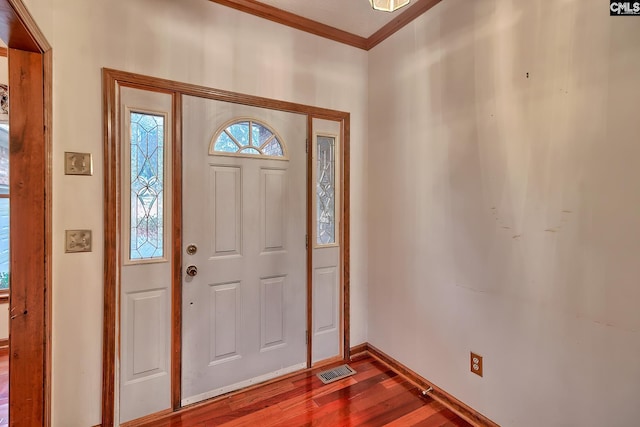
[0,338,8,349]
[341,117,350,360]
[101,69,119,427]
[306,115,313,369]
[8,47,48,427]
[365,0,443,50]
[171,92,183,410]
[208,0,368,50]
[103,69,349,120]
[349,342,368,357]
[6,0,50,52]
[43,46,53,427]
[209,0,442,51]
[103,68,351,423]
[0,46,6,56]
[0,3,38,52]
[0,2,52,426]
[120,408,173,427]
[355,343,500,427]
[0,292,8,303]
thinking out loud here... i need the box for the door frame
[102,68,350,425]
[0,0,53,425]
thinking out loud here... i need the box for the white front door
[181,96,307,405]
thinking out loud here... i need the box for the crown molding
[366,0,442,49]
[209,0,368,50]
[209,0,443,51]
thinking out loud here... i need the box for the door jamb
[0,0,53,425]
[102,68,350,425]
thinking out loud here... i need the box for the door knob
[186,265,198,277]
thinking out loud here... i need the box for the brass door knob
[186,265,198,277]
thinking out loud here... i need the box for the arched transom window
[210,118,287,159]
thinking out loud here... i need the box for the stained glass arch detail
[210,118,287,159]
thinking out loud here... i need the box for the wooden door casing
[0,0,52,425]
[103,69,350,425]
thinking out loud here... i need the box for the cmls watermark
[610,1,640,15]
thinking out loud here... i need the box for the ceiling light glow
[369,0,411,12]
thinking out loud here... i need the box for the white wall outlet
[65,230,92,253]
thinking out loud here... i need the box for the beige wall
[23,0,368,425]
[368,0,640,426]
[19,0,640,425]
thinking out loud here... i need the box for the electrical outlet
[470,352,483,377]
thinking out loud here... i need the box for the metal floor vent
[317,364,356,384]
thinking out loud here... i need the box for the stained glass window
[0,123,9,291]
[130,112,165,260]
[211,120,285,158]
[317,136,335,245]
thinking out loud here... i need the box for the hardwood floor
[0,349,7,426]
[137,354,471,427]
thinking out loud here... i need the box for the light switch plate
[65,152,93,175]
[65,230,92,253]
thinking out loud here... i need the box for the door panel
[119,87,173,423]
[311,118,342,364]
[181,96,307,405]
[209,281,241,363]
[211,166,241,256]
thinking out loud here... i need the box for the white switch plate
[64,152,93,175]
[65,230,92,253]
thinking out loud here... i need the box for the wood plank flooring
[138,354,471,427]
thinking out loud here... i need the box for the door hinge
[305,234,309,249]
[306,139,309,153]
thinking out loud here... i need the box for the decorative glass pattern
[130,112,165,260]
[317,136,336,245]
[212,120,285,158]
[0,123,9,290]
[0,198,8,290]
[0,124,8,194]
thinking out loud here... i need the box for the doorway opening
[0,1,53,426]
[102,69,350,425]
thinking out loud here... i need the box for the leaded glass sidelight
[129,112,165,260]
[317,136,336,245]
[211,119,286,158]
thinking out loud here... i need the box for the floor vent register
[316,364,357,384]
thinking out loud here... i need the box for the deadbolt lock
[186,244,197,255]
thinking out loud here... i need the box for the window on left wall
[0,122,9,295]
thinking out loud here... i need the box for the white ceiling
[254,0,411,38]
